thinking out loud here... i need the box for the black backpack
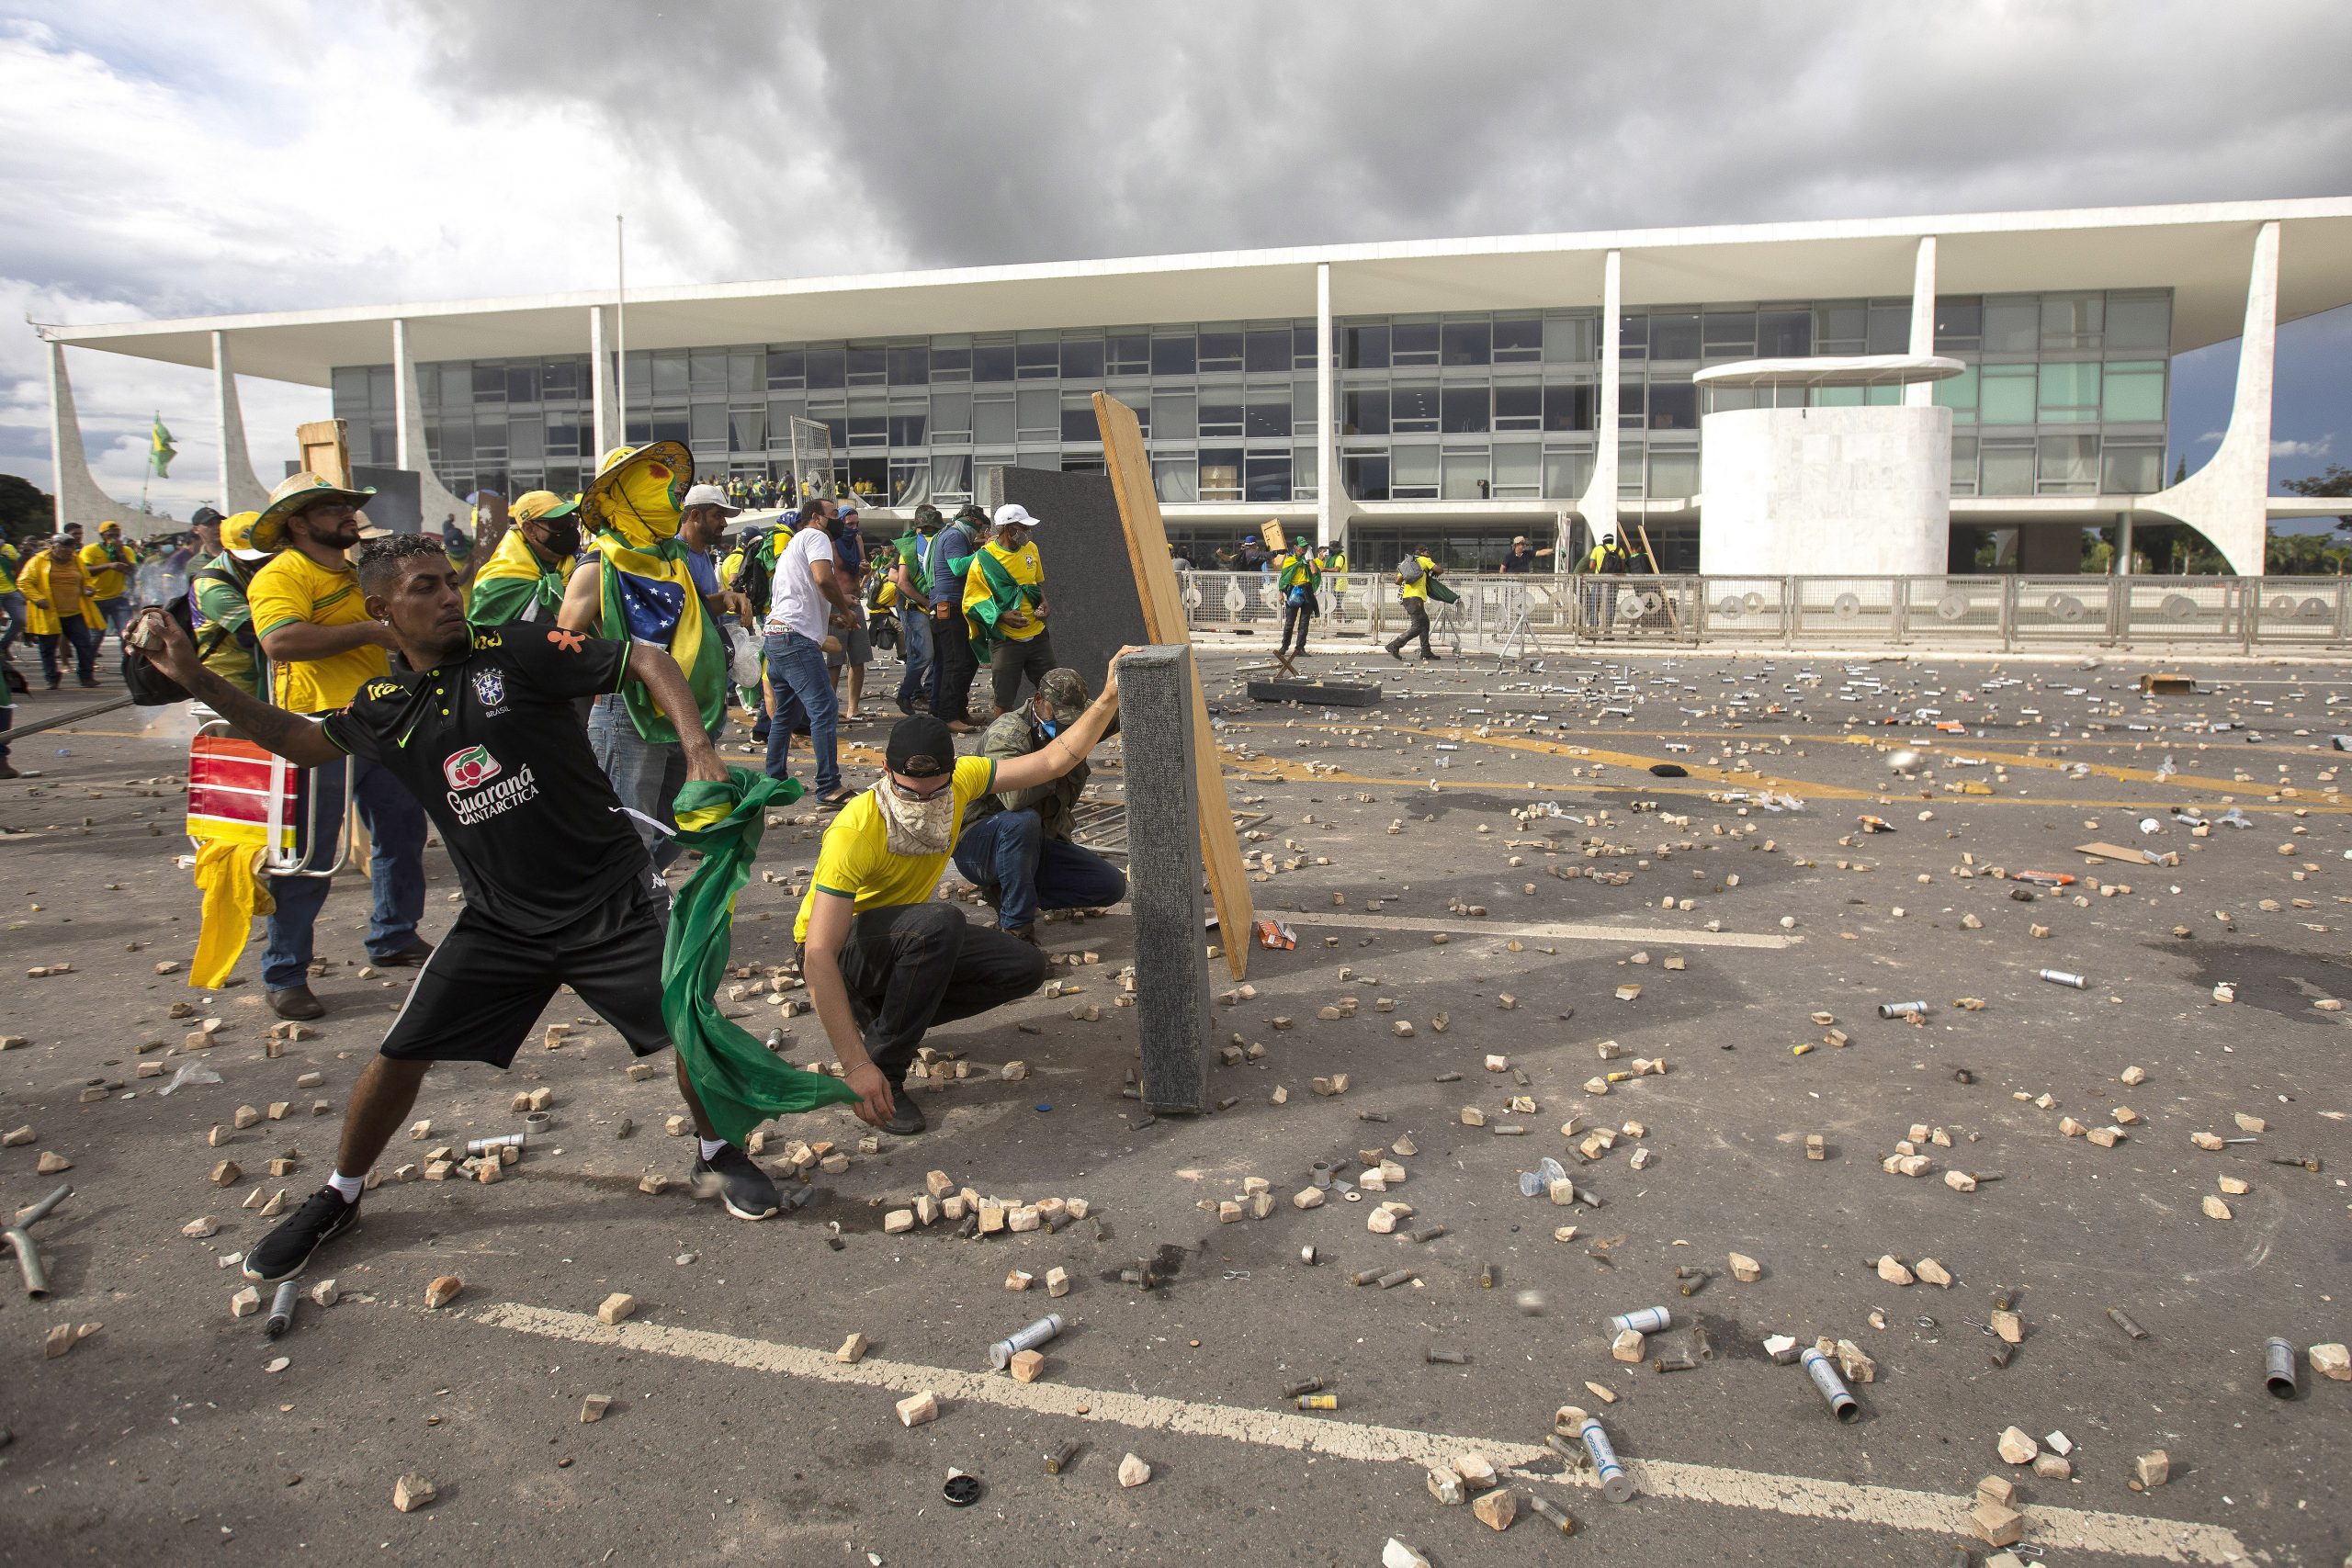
[120,567,238,705]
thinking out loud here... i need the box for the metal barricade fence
[1174,570,2352,654]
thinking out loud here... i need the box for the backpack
[1395,555,1425,585]
[123,565,242,705]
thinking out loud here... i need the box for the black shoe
[375,940,435,968]
[1000,923,1043,951]
[895,693,914,716]
[267,985,325,1021]
[881,1096,928,1136]
[77,676,99,688]
[692,1144,781,1221]
[243,1187,360,1282]
[1386,647,1404,662]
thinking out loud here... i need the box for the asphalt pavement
[1,645,2346,1567]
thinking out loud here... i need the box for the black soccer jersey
[322,624,652,932]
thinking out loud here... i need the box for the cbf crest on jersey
[473,667,506,709]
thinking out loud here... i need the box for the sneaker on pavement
[243,1188,360,1281]
[375,940,435,968]
[881,1096,928,1136]
[267,985,325,1021]
[692,1143,781,1221]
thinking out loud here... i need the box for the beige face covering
[875,778,958,856]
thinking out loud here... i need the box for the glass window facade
[325,288,2176,511]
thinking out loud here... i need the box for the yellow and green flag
[149,415,176,478]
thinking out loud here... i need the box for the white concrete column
[1905,236,1939,407]
[1315,262,1336,547]
[2140,220,2278,576]
[211,332,273,513]
[589,304,619,460]
[391,318,472,535]
[41,337,130,533]
[1575,249,1622,538]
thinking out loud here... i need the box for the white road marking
[1298,910,1801,950]
[467,1302,2246,1564]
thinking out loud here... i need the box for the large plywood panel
[1093,392,1255,981]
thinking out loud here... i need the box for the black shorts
[379,875,672,1068]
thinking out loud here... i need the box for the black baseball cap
[189,506,225,529]
[885,716,957,780]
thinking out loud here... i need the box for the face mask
[541,523,582,558]
[874,777,958,856]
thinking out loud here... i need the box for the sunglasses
[887,773,956,801]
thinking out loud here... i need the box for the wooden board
[1095,391,1256,981]
[1261,519,1287,554]
[297,419,352,488]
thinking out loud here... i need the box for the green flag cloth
[661,766,858,1145]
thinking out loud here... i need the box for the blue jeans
[0,591,23,659]
[589,694,688,874]
[96,596,133,642]
[895,605,933,705]
[951,808,1128,931]
[763,629,841,795]
[263,754,427,991]
[33,615,101,684]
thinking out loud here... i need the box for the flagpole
[616,214,627,441]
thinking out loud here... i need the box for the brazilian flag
[592,533,729,744]
[150,415,176,478]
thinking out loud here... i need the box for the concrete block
[581,1394,613,1423]
[1997,1426,2038,1465]
[1471,1488,1518,1531]
[1009,1348,1046,1382]
[424,1275,463,1309]
[596,1292,636,1325]
[1972,1499,2024,1547]
[2312,1342,2349,1381]
[896,1391,940,1427]
[836,1333,867,1364]
[1426,1467,1465,1505]
[1119,646,1216,1114]
[393,1473,436,1512]
[1117,1452,1151,1488]
[2132,1450,2169,1490]
[1046,1267,1070,1298]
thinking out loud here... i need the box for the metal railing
[1172,571,2352,654]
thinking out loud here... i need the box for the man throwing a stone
[797,661,1130,1135]
[130,534,826,1284]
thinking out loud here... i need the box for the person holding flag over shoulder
[468,490,581,627]
[958,502,1055,716]
[558,443,732,874]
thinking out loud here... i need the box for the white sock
[327,1170,365,1203]
[697,1136,729,1161]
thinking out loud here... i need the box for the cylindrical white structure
[1698,403,1951,576]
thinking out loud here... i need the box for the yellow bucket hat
[220,511,276,560]
[582,442,692,550]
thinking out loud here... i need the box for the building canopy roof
[40,198,2352,387]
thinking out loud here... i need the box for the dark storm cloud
[390,0,2352,278]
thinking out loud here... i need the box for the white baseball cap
[682,483,742,517]
[991,502,1044,530]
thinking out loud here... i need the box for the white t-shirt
[764,527,836,645]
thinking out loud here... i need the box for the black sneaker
[243,1187,360,1282]
[692,1143,780,1221]
[881,1095,928,1136]
[375,940,435,968]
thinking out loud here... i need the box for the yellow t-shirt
[0,542,19,594]
[80,541,136,600]
[1398,554,1437,602]
[961,540,1046,641]
[247,549,388,714]
[794,755,998,944]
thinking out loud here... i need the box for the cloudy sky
[4,0,2349,524]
